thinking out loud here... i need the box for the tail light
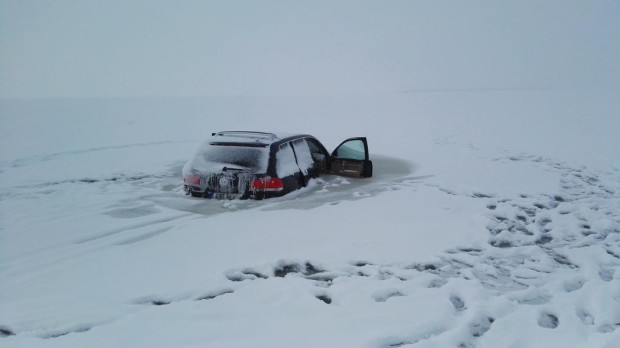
[250,177,283,192]
[183,174,201,186]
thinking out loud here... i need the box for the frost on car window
[335,139,365,160]
[292,139,314,175]
[189,143,269,172]
[276,142,300,177]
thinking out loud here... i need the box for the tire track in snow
[5,140,192,169]
[0,213,193,283]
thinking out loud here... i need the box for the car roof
[210,131,312,147]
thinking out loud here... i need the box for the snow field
[1,93,619,347]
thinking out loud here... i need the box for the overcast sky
[1,0,618,98]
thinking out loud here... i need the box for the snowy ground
[1,91,619,347]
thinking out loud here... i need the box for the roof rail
[212,131,278,141]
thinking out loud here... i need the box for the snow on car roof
[210,131,304,146]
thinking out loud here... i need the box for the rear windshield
[195,143,269,172]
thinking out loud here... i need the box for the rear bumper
[184,185,249,200]
[184,185,282,200]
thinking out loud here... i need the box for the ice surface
[1,91,619,347]
[1,1,620,347]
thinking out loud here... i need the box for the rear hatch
[203,169,255,197]
[182,141,270,198]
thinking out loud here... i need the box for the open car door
[330,137,373,178]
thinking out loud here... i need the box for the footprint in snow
[450,295,467,312]
[373,290,405,303]
[576,308,595,325]
[562,278,586,292]
[470,316,494,338]
[225,269,269,282]
[538,312,559,329]
[599,269,615,282]
[315,293,332,304]
[0,326,15,337]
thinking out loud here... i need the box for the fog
[1,0,619,98]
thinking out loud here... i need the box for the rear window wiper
[222,166,245,172]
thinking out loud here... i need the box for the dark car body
[182,131,372,199]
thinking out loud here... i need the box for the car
[182,131,373,199]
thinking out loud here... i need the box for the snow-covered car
[182,131,373,199]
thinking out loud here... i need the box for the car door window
[305,138,328,172]
[306,138,325,158]
[334,139,366,160]
[330,137,372,178]
[276,142,300,177]
[291,139,313,175]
